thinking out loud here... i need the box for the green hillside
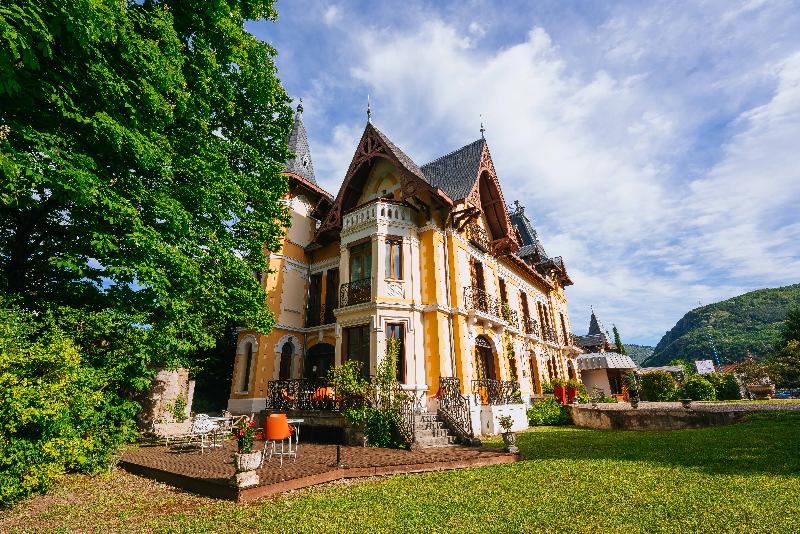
[623,344,655,364]
[643,284,800,366]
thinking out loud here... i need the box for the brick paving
[120,440,519,502]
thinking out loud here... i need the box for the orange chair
[261,413,296,467]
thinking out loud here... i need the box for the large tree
[0,1,292,367]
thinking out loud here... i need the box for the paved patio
[121,440,519,502]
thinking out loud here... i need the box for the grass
[2,411,799,533]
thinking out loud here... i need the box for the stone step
[414,435,459,448]
[414,421,445,430]
[417,412,441,422]
[414,427,451,438]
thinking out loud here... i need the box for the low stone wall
[567,404,743,431]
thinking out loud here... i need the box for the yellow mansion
[228,104,581,437]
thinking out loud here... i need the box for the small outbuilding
[577,352,638,398]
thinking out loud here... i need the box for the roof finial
[367,94,372,124]
[296,97,303,114]
[480,114,485,138]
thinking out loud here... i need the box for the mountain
[623,344,655,364]
[643,284,800,367]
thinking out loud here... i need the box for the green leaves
[1,0,292,367]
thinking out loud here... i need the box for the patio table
[287,418,304,448]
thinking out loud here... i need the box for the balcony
[341,199,414,237]
[501,305,519,329]
[339,278,371,308]
[472,379,523,405]
[463,286,501,317]
[465,222,490,252]
[542,325,559,344]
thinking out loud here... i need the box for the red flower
[255,433,263,440]
[238,429,245,437]
[248,420,255,428]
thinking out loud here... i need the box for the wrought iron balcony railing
[463,286,501,317]
[437,377,474,441]
[465,222,490,252]
[522,316,540,337]
[339,278,371,308]
[471,379,523,405]
[542,325,559,343]
[265,379,360,412]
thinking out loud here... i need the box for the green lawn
[2,411,799,533]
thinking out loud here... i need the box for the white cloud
[323,5,340,26]
[295,2,800,345]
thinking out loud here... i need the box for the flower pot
[746,384,773,400]
[501,431,518,453]
[553,385,566,405]
[681,398,692,409]
[630,397,639,409]
[234,451,262,472]
[566,387,578,404]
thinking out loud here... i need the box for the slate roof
[284,104,316,184]
[509,203,548,261]
[420,139,485,201]
[370,124,427,182]
[588,310,606,336]
[577,352,637,371]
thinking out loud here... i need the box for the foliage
[541,381,554,394]
[171,396,187,423]
[328,360,369,402]
[0,0,292,370]
[0,303,137,507]
[612,325,626,354]
[777,306,800,347]
[550,377,566,388]
[497,415,513,432]
[233,418,260,454]
[735,356,771,386]
[767,340,800,389]
[669,358,695,377]
[647,284,800,366]
[565,379,581,389]
[364,408,401,448]
[704,372,742,400]
[684,375,716,401]
[625,372,640,395]
[527,398,571,426]
[6,412,800,532]
[639,371,679,402]
[622,344,654,364]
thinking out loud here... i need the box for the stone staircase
[413,412,459,448]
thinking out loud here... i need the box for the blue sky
[249,0,800,346]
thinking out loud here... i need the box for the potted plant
[565,379,580,404]
[233,418,262,472]
[551,378,567,405]
[736,355,774,400]
[590,385,603,408]
[498,415,518,453]
[625,372,640,409]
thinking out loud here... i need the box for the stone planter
[681,398,693,409]
[630,397,639,409]
[553,385,566,405]
[234,451,262,472]
[746,384,774,400]
[566,387,578,404]
[501,431,518,453]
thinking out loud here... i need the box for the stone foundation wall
[568,405,742,431]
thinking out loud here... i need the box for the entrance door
[474,337,495,381]
[279,342,293,380]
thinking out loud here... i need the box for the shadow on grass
[514,411,800,477]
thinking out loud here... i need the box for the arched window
[279,341,293,380]
[474,336,496,381]
[239,342,254,392]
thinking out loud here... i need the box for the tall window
[239,342,254,392]
[520,292,530,322]
[279,341,293,380]
[324,268,338,323]
[560,312,569,345]
[349,241,372,282]
[385,237,403,279]
[306,272,323,327]
[345,324,371,380]
[386,323,405,382]
[499,279,508,305]
[470,257,485,291]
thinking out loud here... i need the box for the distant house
[575,310,636,397]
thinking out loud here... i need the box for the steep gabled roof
[371,125,427,182]
[284,102,316,184]
[510,201,548,261]
[420,139,485,201]
[588,309,606,336]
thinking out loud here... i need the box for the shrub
[705,372,742,400]
[684,375,717,401]
[640,371,680,401]
[541,382,554,394]
[0,305,138,507]
[527,398,572,426]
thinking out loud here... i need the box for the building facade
[228,105,582,436]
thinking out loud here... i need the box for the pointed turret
[588,308,605,336]
[284,100,316,184]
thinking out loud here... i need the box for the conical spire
[284,100,316,184]
[588,307,604,336]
